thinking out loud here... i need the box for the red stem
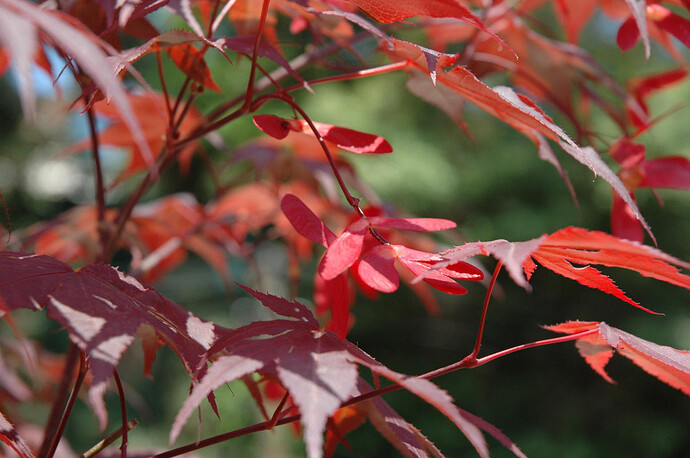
[156,49,173,120]
[469,260,503,360]
[113,371,129,458]
[242,0,272,111]
[39,343,80,457]
[86,107,108,263]
[155,328,598,457]
[45,351,87,458]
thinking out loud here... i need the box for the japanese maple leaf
[253,114,393,154]
[0,411,33,458]
[0,251,227,429]
[129,194,230,284]
[342,0,503,47]
[626,67,688,130]
[0,0,151,163]
[384,38,652,239]
[617,3,690,58]
[67,92,201,183]
[171,286,524,458]
[545,321,690,395]
[609,138,690,242]
[281,194,480,316]
[426,227,690,313]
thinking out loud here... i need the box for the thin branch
[469,260,503,360]
[242,0,272,111]
[156,328,599,457]
[113,371,129,458]
[79,420,138,458]
[86,107,108,263]
[39,343,80,457]
[156,49,173,120]
[46,351,88,458]
[474,329,600,367]
[267,392,290,429]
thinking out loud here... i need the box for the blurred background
[1,4,690,458]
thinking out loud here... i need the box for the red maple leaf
[384,38,652,238]
[0,411,34,458]
[427,227,690,313]
[253,114,393,154]
[171,285,524,458]
[65,92,202,182]
[545,321,690,394]
[610,137,690,242]
[0,251,228,429]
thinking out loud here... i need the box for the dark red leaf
[0,251,227,429]
[617,16,640,51]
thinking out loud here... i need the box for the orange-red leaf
[545,321,690,395]
[166,43,220,92]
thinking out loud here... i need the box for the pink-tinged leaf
[368,217,456,232]
[355,379,446,458]
[398,256,469,295]
[617,16,640,51]
[357,245,399,293]
[0,251,227,429]
[0,411,34,458]
[318,219,369,280]
[254,114,291,139]
[546,321,690,396]
[277,336,358,458]
[170,354,266,442]
[455,406,526,458]
[640,157,690,189]
[611,193,644,242]
[172,324,358,458]
[425,237,545,290]
[623,0,650,57]
[0,0,154,172]
[239,284,319,327]
[281,194,337,247]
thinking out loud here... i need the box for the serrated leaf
[172,287,512,457]
[0,0,153,170]
[0,411,34,458]
[0,251,226,429]
[545,321,690,395]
